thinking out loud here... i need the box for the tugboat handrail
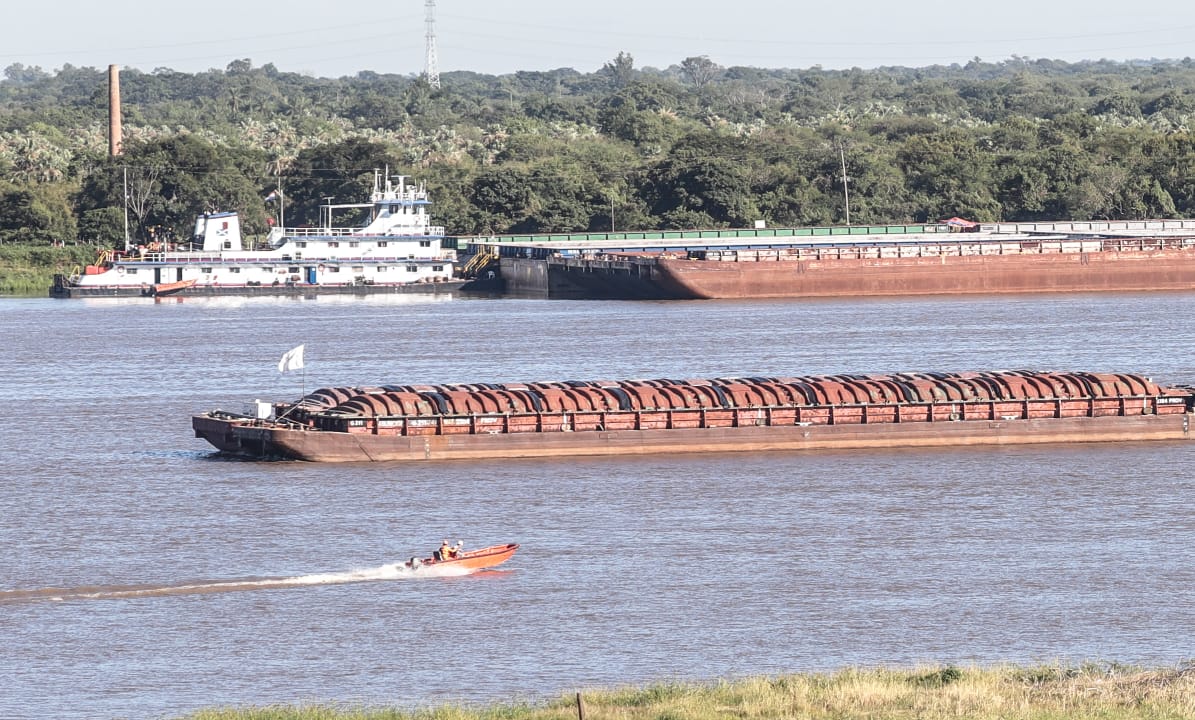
[125,251,455,264]
[282,225,446,237]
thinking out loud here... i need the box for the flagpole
[277,344,306,402]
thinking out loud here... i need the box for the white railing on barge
[689,235,1195,262]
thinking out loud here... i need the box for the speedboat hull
[407,543,518,571]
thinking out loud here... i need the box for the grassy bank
[180,664,1195,720]
[0,244,99,296]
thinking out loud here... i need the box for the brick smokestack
[108,64,122,157]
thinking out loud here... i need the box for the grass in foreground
[180,663,1195,720]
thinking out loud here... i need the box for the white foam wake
[0,561,478,604]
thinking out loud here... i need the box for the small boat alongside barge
[193,370,1195,462]
[144,278,197,297]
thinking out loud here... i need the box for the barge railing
[689,236,1195,262]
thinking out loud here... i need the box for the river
[2,291,1194,718]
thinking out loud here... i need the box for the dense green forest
[2,53,1195,246]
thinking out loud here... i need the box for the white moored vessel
[52,171,463,297]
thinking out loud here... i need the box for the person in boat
[435,539,463,560]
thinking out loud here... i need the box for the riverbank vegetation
[0,243,92,294]
[180,664,1195,719]
[2,55,1195,255]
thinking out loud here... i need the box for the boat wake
[0,562,477,604]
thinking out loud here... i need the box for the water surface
[2,291,1194,718]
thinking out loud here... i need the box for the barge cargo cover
[194,370,1195,462]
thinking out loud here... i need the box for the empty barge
[489,226,1195,299]
[552,238,1195,299]
[193,370,1195,462]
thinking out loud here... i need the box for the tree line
[1,54,1194,246]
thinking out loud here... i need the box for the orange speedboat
[404,543,519,571]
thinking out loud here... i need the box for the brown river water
[2,292,1194,718]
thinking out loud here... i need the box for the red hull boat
[404,543,518,571]
[144,278,197,296]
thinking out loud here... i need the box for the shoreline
[177,663,1195,719]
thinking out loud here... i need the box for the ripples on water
[2,292,1195,719]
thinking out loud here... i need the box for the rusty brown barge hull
[195,412,1191,463]
[193,370,1195,462]
[545,240,1195,299]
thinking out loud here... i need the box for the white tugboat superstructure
[53,170,462,297]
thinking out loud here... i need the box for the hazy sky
[5,0,1194,77]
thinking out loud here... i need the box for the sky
[4,0,1194,78]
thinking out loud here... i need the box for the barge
[193,370,1195,462]
[481,222,1195,299]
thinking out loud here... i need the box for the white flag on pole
[277,344,305,373]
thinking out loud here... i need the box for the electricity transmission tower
[424,0,440,89]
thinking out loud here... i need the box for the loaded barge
[193,370,1195,462]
